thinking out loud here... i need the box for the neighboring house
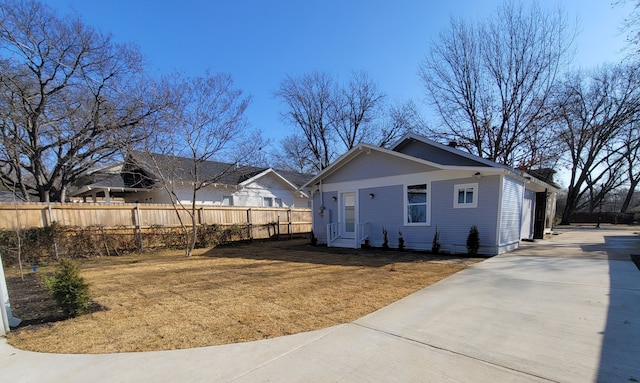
[301,133,559,255]
[71,151,313,208]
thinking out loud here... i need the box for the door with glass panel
[341,192,356,239]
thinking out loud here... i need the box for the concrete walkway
[1,227,639,382]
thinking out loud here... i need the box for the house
[71,151,313,208]
[301,133,558,255]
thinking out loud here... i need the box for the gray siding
[352,176,502,254]
[499,177,524,249]
[312,190,339,243]
[429,176,500,253]
[315,171,511,255]
[358,185,404,247]
[395,140,489,167]
[323,150,438,184]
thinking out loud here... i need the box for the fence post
[287,209,292,239]
[247,208,253,241]
[134,204,144,252]
[47,203,55,227]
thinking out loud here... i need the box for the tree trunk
[620,179,639,213]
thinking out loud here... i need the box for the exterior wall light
[369,193,375,199]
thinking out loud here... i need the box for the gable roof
[302,133,559,192]
[391,133,510,168]
[125,151,314,190]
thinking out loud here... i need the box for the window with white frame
[406,183,428,224]
[263,197,273,207]
[274,198,283,207]
[454,183,478,208]
[222,196,233,206]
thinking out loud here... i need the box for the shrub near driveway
[5,239,481,354]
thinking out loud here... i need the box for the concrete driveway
[1,227,639,382]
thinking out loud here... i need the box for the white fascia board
[240,168,305,195]
[238,168,273,187]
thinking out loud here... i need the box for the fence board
[0,203,312,233]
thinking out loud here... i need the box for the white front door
[341,192,356,239]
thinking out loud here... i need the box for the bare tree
[377,100,428,148]
[619,122,640,213]
[141,71,261,257]
[333,71,385,150]
[274,71,386,171]
[0,0,166,202]
[552,64,640,224]
[619,1,640,56]
[274,71,335,171]
[419,1,574,168]
[269,134,315,173]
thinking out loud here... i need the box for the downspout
[319,178,324,215]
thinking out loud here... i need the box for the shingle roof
[126,151,313,189]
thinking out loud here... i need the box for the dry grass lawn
[5,239,482,354]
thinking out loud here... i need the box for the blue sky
[45,0,632,147]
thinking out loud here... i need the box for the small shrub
[432,227,441,254]
[310,230,318,246]
[44,259,90,318]
[466,225,480,255]
[382,227,389,249]
[398,231,405,251]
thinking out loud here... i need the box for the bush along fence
[0,204,312,266]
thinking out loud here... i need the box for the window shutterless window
[406,184,428,224]
[453,183,478,208]
[263,197,273,207]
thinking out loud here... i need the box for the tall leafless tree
[419,1,574,168]
[274,71,335,171]
[552,64,640,224]
[377,100,428,148]
[0,0,166,202]
[333,71,385,150]
[142,71,261,257]
[619,0,640,56]
[269,134,315,173]
[618,122,640,213]
[274,71,386,171]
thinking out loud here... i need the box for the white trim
[300,142,506,190]
[404,182,431,226]
[240,168,309,198]
[340,192,357,239]
[453,183,478,209]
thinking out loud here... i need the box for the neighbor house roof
[71,151,314,198]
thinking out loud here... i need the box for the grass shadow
[203,238,481,268]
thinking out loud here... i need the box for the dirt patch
[4,239,481,354]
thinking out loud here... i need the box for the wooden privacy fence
[0,203,312,238]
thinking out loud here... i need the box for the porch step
[330,238,358,248]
